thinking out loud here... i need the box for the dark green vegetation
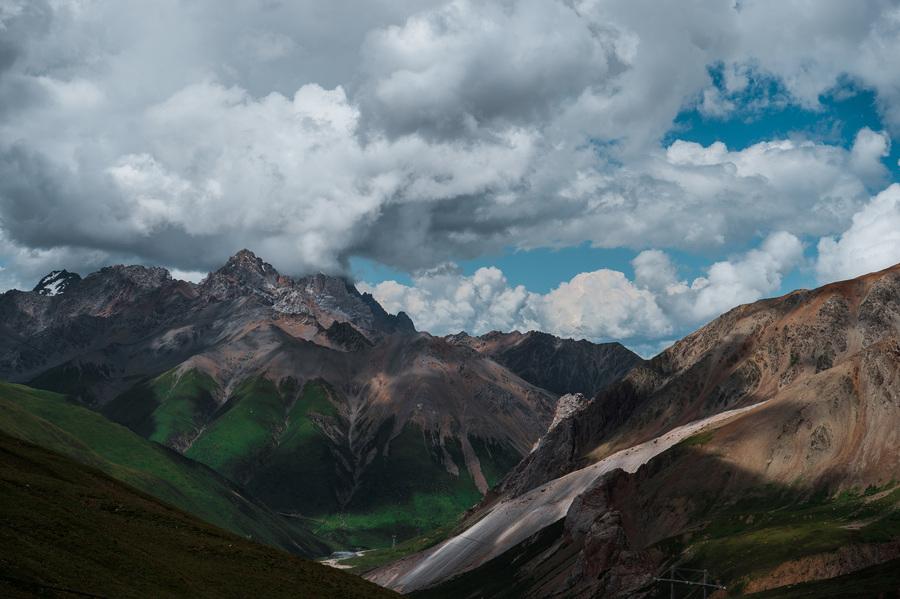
[0,431,398,599]
[113,372,522,551]
[186,376,344,518]
[313,425,521,550]
[104,368,220,447]
[236,378,345,516]
[672,483,900,595]
[29,361,111,406]
[0,381,326,556]
[321,425,480,547]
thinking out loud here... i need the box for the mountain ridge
[0,250,632,551]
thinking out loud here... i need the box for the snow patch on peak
[33,270,81,296]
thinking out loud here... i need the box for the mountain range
[0,249,638,552]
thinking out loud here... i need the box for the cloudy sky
[2,0,900,355]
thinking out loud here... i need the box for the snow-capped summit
[32,270,81,296]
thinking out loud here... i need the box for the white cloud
[849,127,891,186]
[363,233,804,343]
[816,184,900,283]
[530,270,670,340]
[631,232,805,324]
[169,268,207,283]
[361,264,670,342]
[687,231,804,321]
[360,0,628,137]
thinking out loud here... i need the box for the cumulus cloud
[361,264,670,342]
[632,232,804,324]
[816,184,900,282]
[363,233,803,344]
[359,0,629,138]
[849,127,891,186]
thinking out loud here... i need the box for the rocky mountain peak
[202,249,282,299]
[33,270,81,296]
[220,249,279,279]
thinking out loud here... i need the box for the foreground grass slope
[0,381,327,556]
[0,432,397,599]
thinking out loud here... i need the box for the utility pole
[655,567,726,597]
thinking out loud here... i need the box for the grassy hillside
[94,371,524,551]
[0,381,328,556]
[316,423,484,549]
[182,377,519,550]
[241,379,346,516]
[0,431,397,599]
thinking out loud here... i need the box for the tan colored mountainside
[371,263,900,597]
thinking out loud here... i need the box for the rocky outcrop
[548,392,589,431]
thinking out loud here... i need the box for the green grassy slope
[0,381,328,557]
[184,379,492,548]
[85,370,524,552]
[0,431,398,599]
[103,369,220,446]
[245,380,345,515]
[186,376,293,481]
[317,425,484,549]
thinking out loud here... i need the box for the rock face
[2,250,625,547]
[373,263,900,597]
[447,330,641,397]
